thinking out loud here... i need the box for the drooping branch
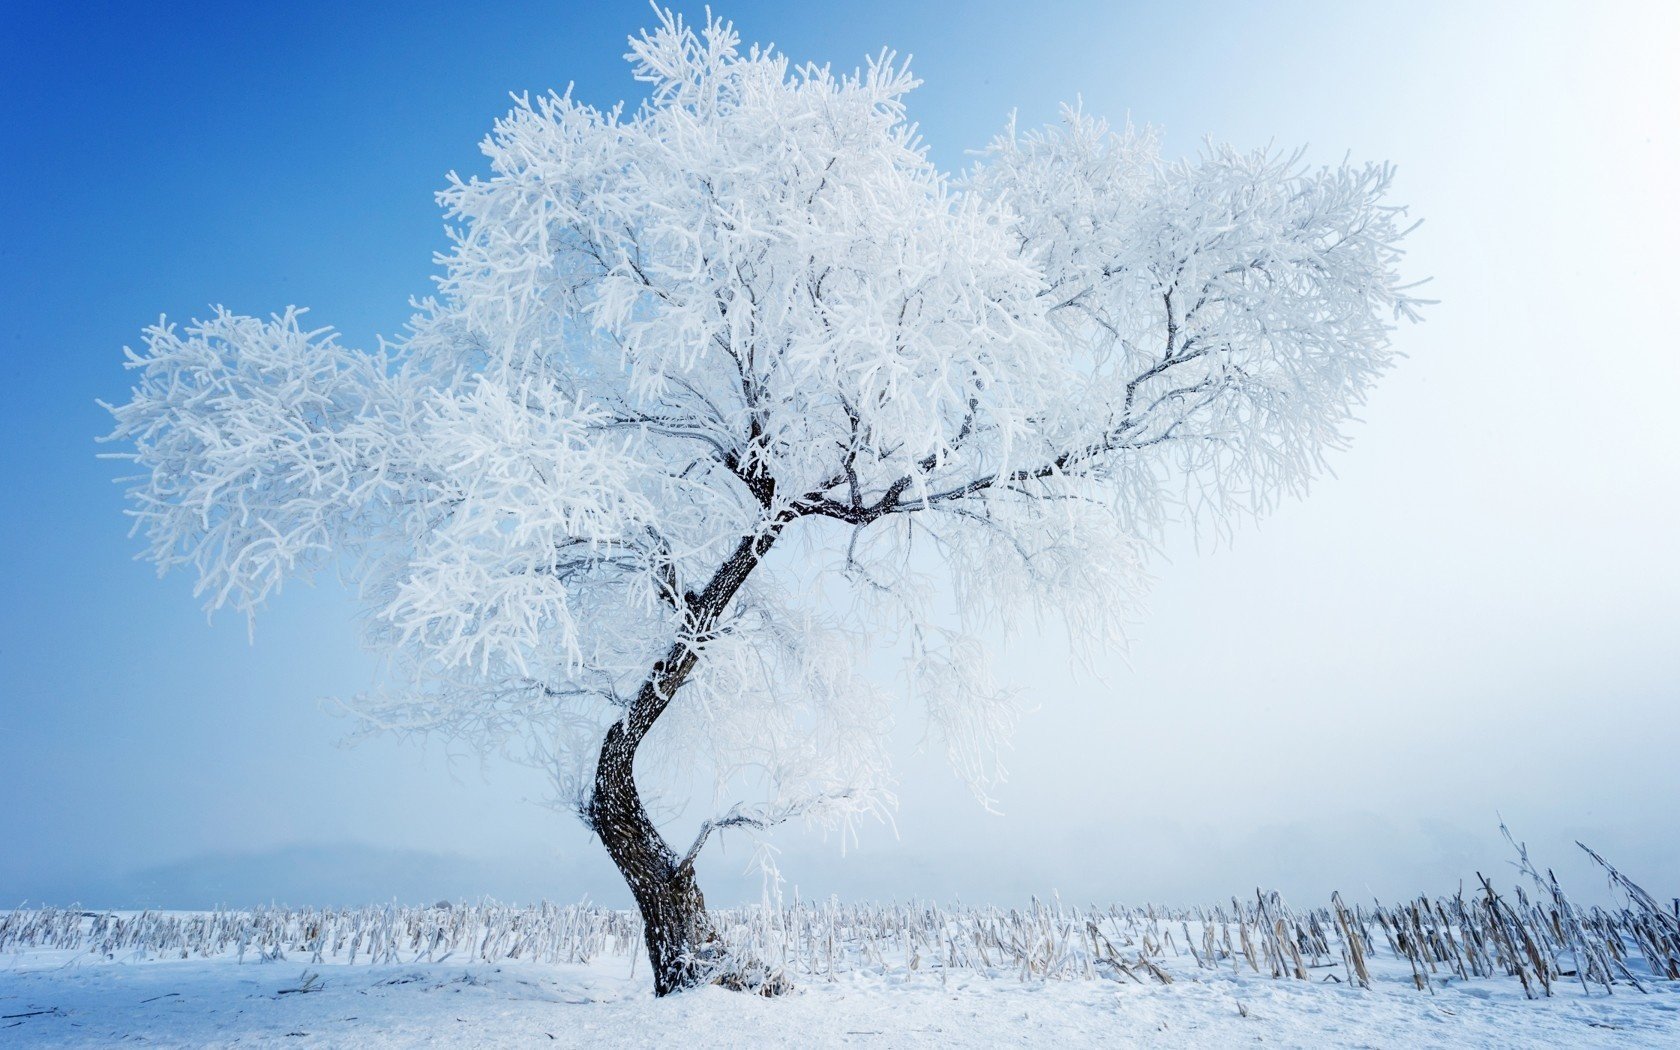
[675,791,854,875]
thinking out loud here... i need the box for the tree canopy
[106,10,1421,865]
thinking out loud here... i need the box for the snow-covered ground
[5,947,1678,1047]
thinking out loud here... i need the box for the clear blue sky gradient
[3,1,1677,908]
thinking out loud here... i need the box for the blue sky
[3,1,1677,909]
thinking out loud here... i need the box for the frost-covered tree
[104,11,1422,995]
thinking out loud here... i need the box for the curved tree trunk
[588,719,716,996]
[585,522,792,996]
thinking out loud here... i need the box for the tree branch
[675,792,855,874]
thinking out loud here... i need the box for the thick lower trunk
[585,522,794,995]
[588,720,716,995]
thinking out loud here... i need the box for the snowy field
[3,895,1678,1047]
[4,949,1678,1048]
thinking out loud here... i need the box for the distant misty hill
[4,818,1645,911]
[7,843,624,911]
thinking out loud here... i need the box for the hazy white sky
[2,0,1676,909]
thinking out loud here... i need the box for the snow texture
[3,940,1674,1048]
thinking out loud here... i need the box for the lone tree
[105,11,1421,995]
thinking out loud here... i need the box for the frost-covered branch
[676,792,855,875]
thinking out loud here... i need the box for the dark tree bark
[585,522,788,996]
[588,719,716,995]
[582,423,1042,994]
